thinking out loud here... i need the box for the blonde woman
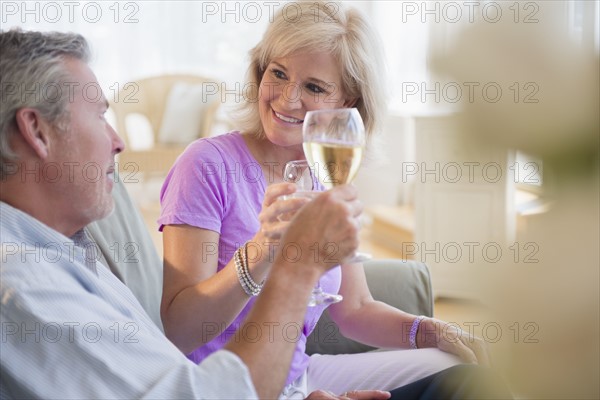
[159,1,488,397]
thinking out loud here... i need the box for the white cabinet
[413,114,516,299]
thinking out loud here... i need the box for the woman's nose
[279,82,303,110]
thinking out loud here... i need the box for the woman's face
[258,51,356,148]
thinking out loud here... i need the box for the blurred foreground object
[431,2,599,398]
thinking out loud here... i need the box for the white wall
[354,113,415,208]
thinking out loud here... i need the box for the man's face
[48,58,124,229]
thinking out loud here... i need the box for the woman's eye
[271,69,286,80]
[307,83,325,94]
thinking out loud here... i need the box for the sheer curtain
[4,1,432,108]
[4,1,270,95]
[5,1,597,115]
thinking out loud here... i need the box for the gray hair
[0,29,90,176]
[235,0,387,141]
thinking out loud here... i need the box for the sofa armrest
[305,259,433,355]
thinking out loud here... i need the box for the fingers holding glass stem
[260,183,309,240]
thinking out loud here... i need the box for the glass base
[308,287,343,307]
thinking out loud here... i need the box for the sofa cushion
[157,81,211,145]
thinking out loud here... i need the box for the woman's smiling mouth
[273,110,303,124]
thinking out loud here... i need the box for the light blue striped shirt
[0,202,258,399]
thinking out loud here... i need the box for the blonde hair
[235,0,387,140]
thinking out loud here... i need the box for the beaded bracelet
[409,316,425,349]
[243,242,264,292]
[234,249,255,296]
[234,247,258,296]
[234,242,264,296]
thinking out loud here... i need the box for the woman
[159,1,488,397]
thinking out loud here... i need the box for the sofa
[86,179,434,354]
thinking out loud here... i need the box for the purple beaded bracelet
[409,316,425,349]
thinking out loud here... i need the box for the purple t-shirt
[158,132,341,385]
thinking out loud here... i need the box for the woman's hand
[250,182,316,270]
[306,390,391,400]
[418,317,491,366]
[257,182,309,240]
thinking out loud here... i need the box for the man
[0,29,380,399]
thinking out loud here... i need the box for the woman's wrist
[247,233,276,269]
[409,316,425,349]
[416,317,439,349]
[234,241,264,296]
[242,236,279,281]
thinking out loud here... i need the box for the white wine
[304,141,363,189]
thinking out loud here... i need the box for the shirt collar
[1,202,98,275]
[70,229,99,274]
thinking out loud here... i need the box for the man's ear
[14,108,53,159]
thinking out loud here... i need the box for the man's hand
[280,184,363,271]
[306,389,391,400]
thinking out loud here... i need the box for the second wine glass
[282,160,343,306]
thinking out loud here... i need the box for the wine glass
[302,108,372,264]
[281,160,343,306]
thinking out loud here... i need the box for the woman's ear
[14,108,52,160]
[343,97,359,108]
